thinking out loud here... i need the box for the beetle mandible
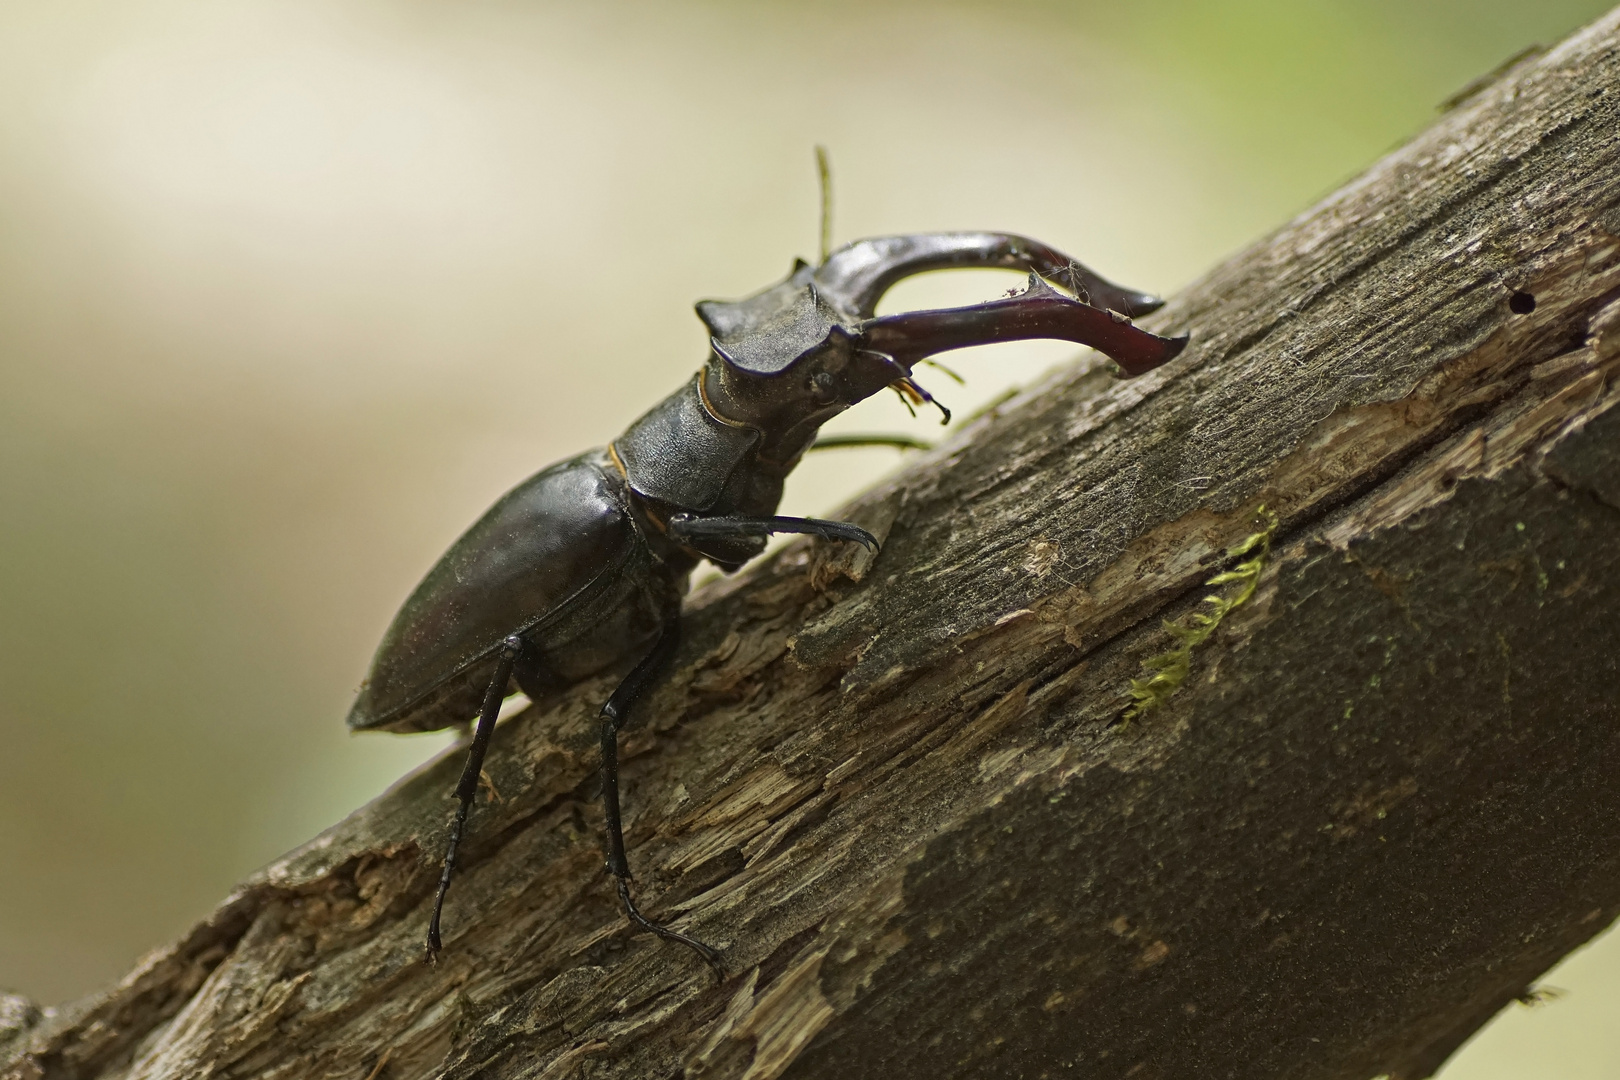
[347,230,1188,976]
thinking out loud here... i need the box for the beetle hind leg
[424,635,523,962]
[599,618,726,981]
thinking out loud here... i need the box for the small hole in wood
[1508,291,1537,315]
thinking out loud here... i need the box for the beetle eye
[810,371,836,402]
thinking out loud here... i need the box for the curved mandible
[812,232,1166,320]
[857,274,1188,378]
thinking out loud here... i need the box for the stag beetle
[347,230,1188,976]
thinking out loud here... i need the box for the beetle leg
[599,619,726,980]
[668,514,879,553]
[809,433,933,452]
[425,635,524,961]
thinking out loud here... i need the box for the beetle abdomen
[347,450,675,733]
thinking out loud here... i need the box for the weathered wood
[7,12,1620,1080]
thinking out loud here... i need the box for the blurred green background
[1,1,1615,1073]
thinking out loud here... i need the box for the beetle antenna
[921,358,966,385]
[815,145,833,265]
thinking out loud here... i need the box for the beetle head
[693,235,1189,463]
[697,261,904,461]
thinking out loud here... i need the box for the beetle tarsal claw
[616,878,725,982]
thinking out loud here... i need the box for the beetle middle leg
[599,618,725,980]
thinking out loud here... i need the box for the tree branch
[8,11,1620,1080]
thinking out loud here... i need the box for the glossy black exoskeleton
[347,231,1188,976]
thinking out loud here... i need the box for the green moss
[1123,506,1280,722]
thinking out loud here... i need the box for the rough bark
[7,13,1620,1080]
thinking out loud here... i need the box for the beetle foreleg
[809,433,933,452]
[668,514,879,553]
[598,619,725,980]
[424,634,523,962]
